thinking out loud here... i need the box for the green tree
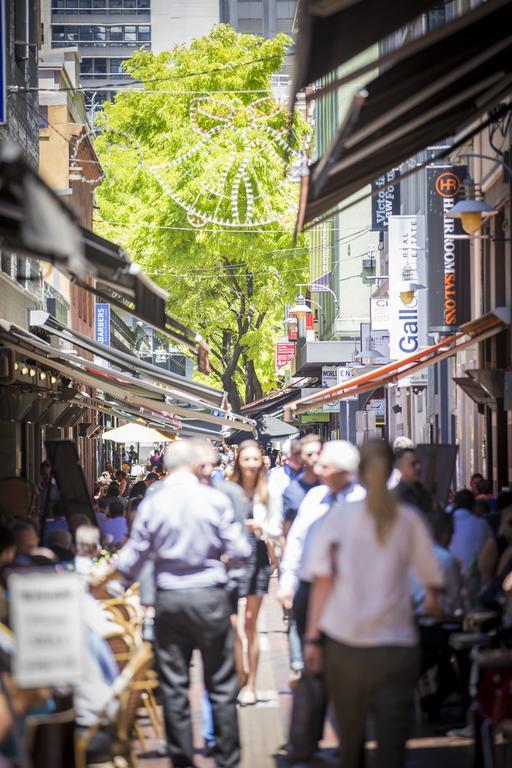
[94,25,309,411]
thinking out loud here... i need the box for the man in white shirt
[278,440,364,766]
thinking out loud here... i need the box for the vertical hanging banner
[388,215,428,386]
[371,169,401,231]
[0,0,5,125]
[426,166,470,331]
[95,303,110,346]
[94,302,110,368]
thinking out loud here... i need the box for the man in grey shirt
[97,439,251,768]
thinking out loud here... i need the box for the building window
[38,104,49,128]
[80,57,107,77]
[52,0,149,12]
[110,57,129,78]
[52,24,149,47]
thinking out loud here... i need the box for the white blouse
[306,500,444,647]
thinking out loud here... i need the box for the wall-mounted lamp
[445,197,498,235]
[288,294,313,320]
[397,279,426,305]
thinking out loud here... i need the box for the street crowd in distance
[1,435,512,768]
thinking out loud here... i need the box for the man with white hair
[278,440,365,765]
[93,438,251,768]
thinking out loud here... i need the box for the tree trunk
[222,372,243,414]
[244,358,263,404]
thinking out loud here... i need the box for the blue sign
[0,0,6,125]
[95,303,110,346]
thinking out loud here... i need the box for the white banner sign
[388,215,428,386]
[10,572,86,688]
[321,365,338,388]
[370,297,390,331]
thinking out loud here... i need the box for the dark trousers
[155,586,240,768]
[324,638,420,768]
[287,581,328,761]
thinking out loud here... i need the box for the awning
[0,319,256,435]
[301,0,512,225]
[242,377,314,417]
[29,312,223,408]
[0,143,209,371]
[292,0,438,98]
[284,309,509,418]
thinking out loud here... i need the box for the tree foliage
[94,25,309,411]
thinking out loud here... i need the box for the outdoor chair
[103,623,163,745]
[75,642,154,768]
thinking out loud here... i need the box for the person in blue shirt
[282,435,323,538]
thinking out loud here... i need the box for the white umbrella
[101,422,173,444]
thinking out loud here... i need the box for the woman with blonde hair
[304,439,444,768]
[229,439,281,705]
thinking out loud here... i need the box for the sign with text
[388,215,428,386]
[371,169,401,231]
[95,302,110,346]
[321,365,338,388]
[426,166,470,330]
[0,0,5,125]
[275,339,295,370]
[337,366,358,401]
[10,571,86,688]
[370,297,390,331]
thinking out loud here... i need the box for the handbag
[288,671,327,760]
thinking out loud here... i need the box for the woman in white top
[229,439,281,705]
[304,440,443,768]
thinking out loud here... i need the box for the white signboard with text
[388,215,428,386]
[10,572,86,688]
[370,297,390,331]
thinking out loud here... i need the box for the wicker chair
[76,642,154,768]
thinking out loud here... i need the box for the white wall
[151,1,220,53]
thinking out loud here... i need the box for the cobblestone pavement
[135,575,475,767]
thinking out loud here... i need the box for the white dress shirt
[279,482,366,597]
[306,500,444,647]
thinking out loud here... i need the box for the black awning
[292,0,438,97]
[303,0,512,224]
[0,143,210,370]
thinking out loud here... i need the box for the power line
[10,53,284,95]
[94,216,370,238]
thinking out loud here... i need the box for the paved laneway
[136,575,475,768]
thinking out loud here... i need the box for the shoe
[238,687,257,706]
[447,725,472,739]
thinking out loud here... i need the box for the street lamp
[397,278,426,305]
[288,294,313,319]
[444,175,499,235]
[442,152,512,235]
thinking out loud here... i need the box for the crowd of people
[1,433,512,767]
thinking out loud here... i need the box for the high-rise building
[40,2,297,115]
[221,1,297,77]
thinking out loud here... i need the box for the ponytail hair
[359,440,397,545]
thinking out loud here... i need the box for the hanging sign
[95,302,110,346]
[370,297,390,331]
[426,166,470,330]
[275,339,295,370]
[371,169,401,231]
[0,0,5,125]
[9,571,86,688]
[388,215,428,386]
